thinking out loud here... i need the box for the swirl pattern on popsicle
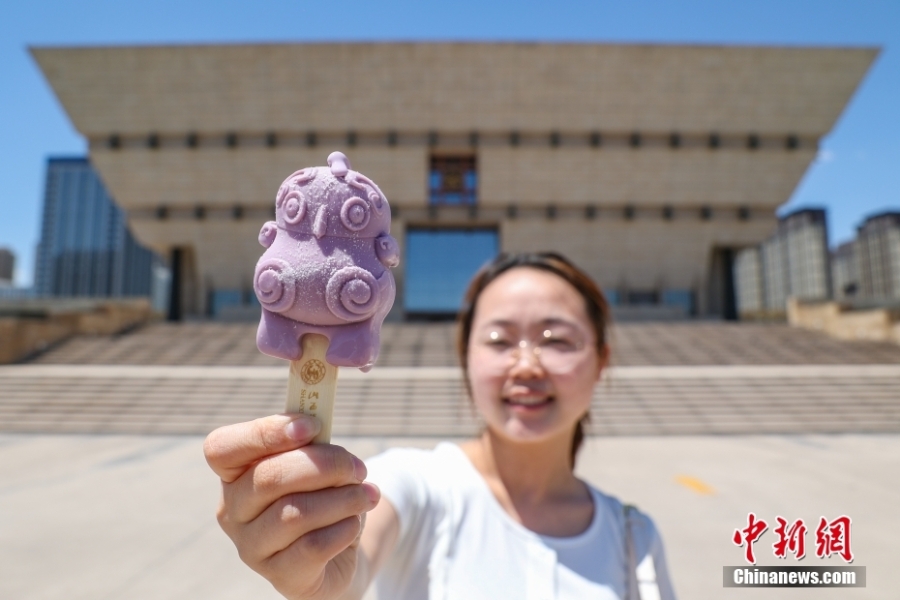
[325,266,380,321]
[276,169,316,208]
[348,173,386,214]
[254,258,297,313]
[258,221,278,248]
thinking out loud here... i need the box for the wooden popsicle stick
[286,333,338,444]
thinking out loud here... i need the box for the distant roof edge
[27,40,882,52]
[32,43,879,138]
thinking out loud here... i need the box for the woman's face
[467,267,606,445]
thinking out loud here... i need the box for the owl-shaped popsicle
[254,152,399,442]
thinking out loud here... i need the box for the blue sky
[2,0,898,286]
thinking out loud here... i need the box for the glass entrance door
[404,227,498,318]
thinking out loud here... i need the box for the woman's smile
[503,378,555,411]
[504,389,555,411]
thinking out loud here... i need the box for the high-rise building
[735,208,830,318]
[856,212,900,303]
[0,248,13,282]
[760,233,788,313]
[34,157,157,297]
[780,209,831,301]
[734,247,763,315]
[831,240,857,302]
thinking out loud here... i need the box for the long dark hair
[456,252,611,468]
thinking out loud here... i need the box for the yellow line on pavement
[675,475,715,495]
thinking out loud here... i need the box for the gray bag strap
[623,504,642,600]
[624,503,663,600]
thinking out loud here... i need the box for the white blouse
[366,443,677,600]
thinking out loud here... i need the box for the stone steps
[3,365,898,437]
[27,321,900,367]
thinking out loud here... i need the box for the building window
[662,289,695,315]
[429,155,477,206]
[627,290,658,305]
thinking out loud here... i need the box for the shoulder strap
[623,504,662,600]
[623,504,641,600]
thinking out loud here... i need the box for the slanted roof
[32,43,877,137]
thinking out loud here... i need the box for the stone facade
[33,43,877,318]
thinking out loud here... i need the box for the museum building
[33,43,876,320]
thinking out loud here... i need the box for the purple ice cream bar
[254,152,399,371]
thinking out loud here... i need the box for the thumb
[203,413,321,483]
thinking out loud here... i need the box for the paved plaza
[1,322,899,599]
[1,433,897,600]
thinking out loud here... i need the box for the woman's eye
[543,338,578,351]
[485,333,513,348]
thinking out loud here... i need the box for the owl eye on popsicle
[340,197,370,231]
[282,193,308,225]
[252,151,399,443]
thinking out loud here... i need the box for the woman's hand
[203,414,381,600]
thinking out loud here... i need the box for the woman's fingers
[205,414,376,599]
[204,414,321,483]
[261,514,367,593]
[222,443,369,525]
[237,482,381,565]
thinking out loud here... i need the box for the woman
[204,252,677,600]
